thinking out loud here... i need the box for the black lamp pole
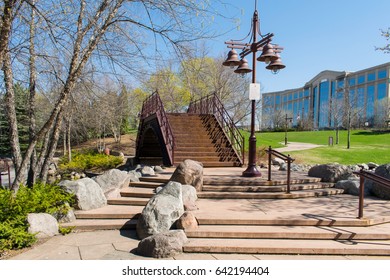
[222,2,285,177]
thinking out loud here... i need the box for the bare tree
[1,0,228,191]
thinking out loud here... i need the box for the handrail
[187,93,244,165]
[137,91,175,165]
[353,169,390,219]
[266,146,295,194]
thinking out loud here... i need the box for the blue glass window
[319,81,330,128]
[313,86,318,127]
[366,85,375,120]
[367,72,376,82]
[276,95,281,105]
[348,77,356,87]
[357,87,365,109]
[304,88,310,97]
[377,83,387,100]
[378,69,388,79]
[357,75,365,85]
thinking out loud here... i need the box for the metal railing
[353,169,390,219]
[0,158,12,188]
[266,146,295,193]
[137,91,175,165]
[187,93,244,165]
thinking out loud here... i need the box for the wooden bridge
[135,92,244,167]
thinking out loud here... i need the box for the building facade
[262,62,390,130]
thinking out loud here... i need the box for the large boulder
[93,169,131,199]
[182,184,198,211]
[137,230,188,258]
[136,181,184,239]
[27,213,59,238]
[370,164,390,199]
[170,159,203,191]
[59,178,107,210]
[176,212,198,230]
[308,164,352,183]
[335,179,372,196]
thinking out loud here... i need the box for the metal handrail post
[268,146,272,181]
[358,175,365,219]
[286,157,291,194]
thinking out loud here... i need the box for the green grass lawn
[241,129,390,165]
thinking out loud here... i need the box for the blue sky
[208,0,390,93]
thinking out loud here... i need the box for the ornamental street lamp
[222,0,285,177]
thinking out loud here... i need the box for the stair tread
[197,188,345,199]
[183,238,390,255]
[185,224,390,239]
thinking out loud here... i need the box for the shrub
[0,183,75,252]
[58,149,123,174]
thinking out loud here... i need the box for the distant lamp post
[284,114,292,146]
[222,0,285,177]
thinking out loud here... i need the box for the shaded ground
[70,134,136,156]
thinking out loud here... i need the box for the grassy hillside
[241,129,390,165]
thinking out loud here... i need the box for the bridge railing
[137,91,175,165]
[187,93,244,165]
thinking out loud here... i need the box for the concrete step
[140,177,170,184]
[202,175,322,186]
[197,188,345,199]
[120,187,155,198]
[183,238,390,256]
[185,223,390,240]
[202,183,333,192]
[129,181,163,188]
[74,205,143,219]
[61,219,137,230]
[107,197,149,206]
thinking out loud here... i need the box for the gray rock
[370,164,390,199]
[358,163,369,170]
[52,203,76,223]
[272,157,285,166]
[308,164,352,183]
[27,213,59,238]
[182,184,198,210]
[137,230,188,258]
[140,166,155,177]
[176,212,198,230]
[59,178,107,210]
[335,179,372,196]
[136,181,184,239]
[155,186,163,193]
[153,166,165,174]
[128,170,141,182]
[93,169,131,199]
[367,162,379,170]
[170,159,203,191]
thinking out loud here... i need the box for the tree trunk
[39,108,65,184]
[3,51,22,171]
[27,1,38,187]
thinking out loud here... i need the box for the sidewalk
[275,142,323,153]
[8,193,390,260]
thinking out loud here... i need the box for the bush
[0,183,75,252]
[58,149,123,174]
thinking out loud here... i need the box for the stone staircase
[167,113,242,167]
[61,169,390,256]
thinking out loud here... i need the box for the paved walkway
[275,142,323,153]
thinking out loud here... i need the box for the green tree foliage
[0,83,30,156]
[0,182,75,251]
[144,69,191,113]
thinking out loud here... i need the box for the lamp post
[222,1,285,177]
[284,114,292,145]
